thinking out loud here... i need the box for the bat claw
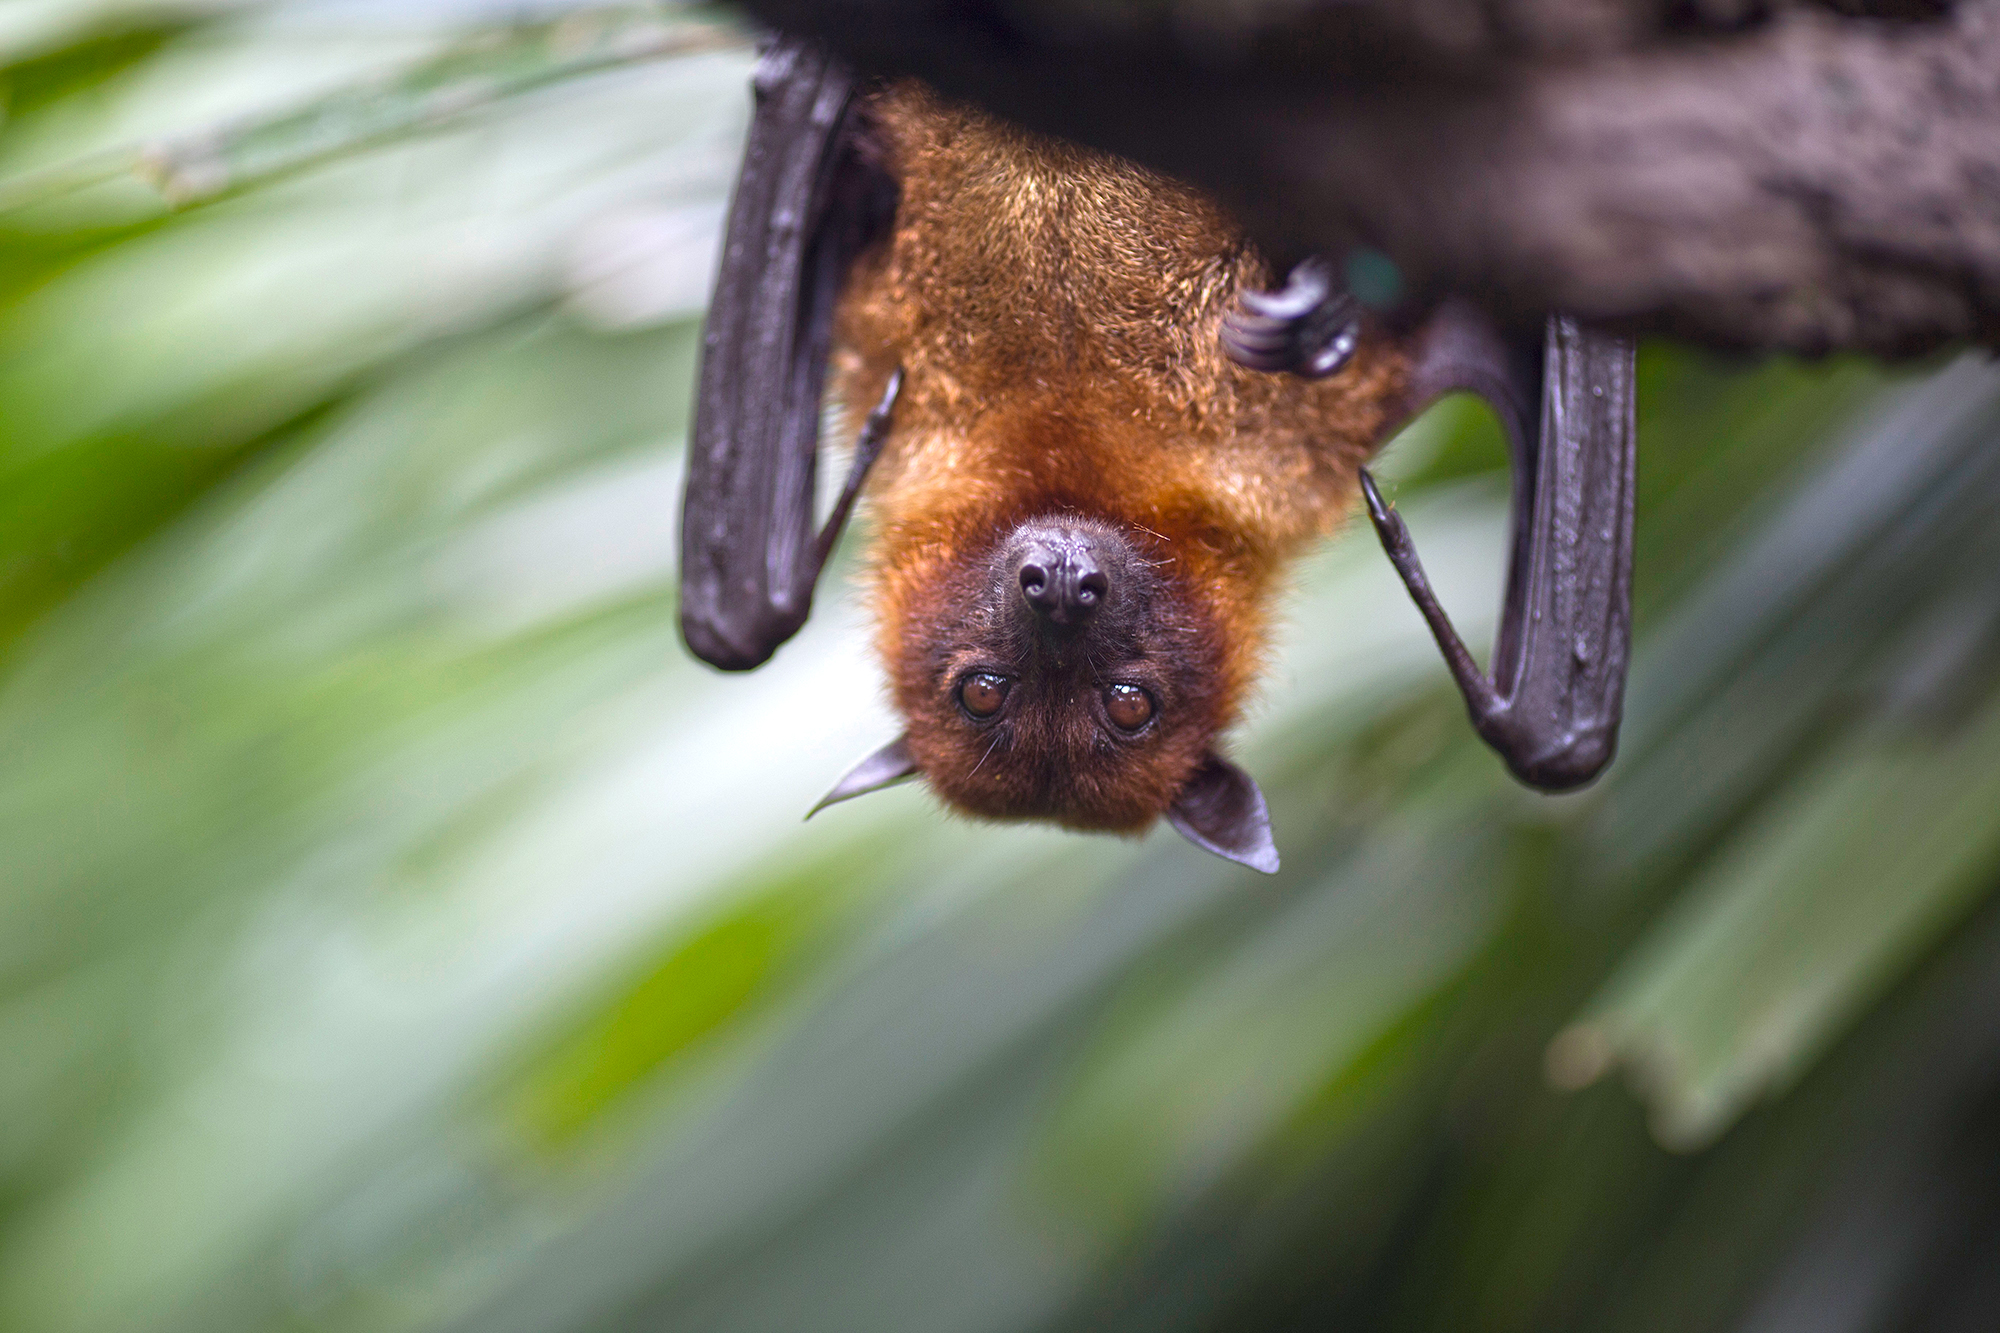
[1219,322,1296,373]
[1220,316,1290,345]
[1223,256,1361,380]
[1237,264,1328,320]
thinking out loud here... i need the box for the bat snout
[1015,540,1109,629]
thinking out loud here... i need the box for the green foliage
[0,7,1995,1333]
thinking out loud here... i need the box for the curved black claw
[1222,256,1362,379]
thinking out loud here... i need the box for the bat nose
[1017,545,1108,628]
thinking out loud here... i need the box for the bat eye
[1104,684,1155,732]
[959,673,1009,719]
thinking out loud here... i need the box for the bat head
[820,514,1278,872]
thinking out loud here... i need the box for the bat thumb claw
[1358,469,1401,535]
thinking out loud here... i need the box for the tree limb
[746,0,1999,354]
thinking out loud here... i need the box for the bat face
[882,514,1231,832]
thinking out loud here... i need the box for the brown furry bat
[830,82,1402,846]
[680,39,1638,872]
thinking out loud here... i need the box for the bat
[679,35,1638,873]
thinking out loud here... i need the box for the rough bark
[745,0,2000,355]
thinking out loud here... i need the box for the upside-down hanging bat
[679,36,1637,873]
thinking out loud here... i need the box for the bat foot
[1222,257,1361,379]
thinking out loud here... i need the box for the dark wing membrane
[1364,305,1637,790]
[1495,316,1637,785]
[679,36,896,671]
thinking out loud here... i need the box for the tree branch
[746,0,1999,354]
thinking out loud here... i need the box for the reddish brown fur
[829,82,1408,832]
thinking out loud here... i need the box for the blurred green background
[3,5,1999,1332]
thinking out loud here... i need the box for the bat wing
[679,35,898,671]
[1362,303,1638,790]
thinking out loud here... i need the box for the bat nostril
[1013,536,1111,628]
[1019,562,1064,618]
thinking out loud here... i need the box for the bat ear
[1167,753,1280,874]
[807,735,919,818]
